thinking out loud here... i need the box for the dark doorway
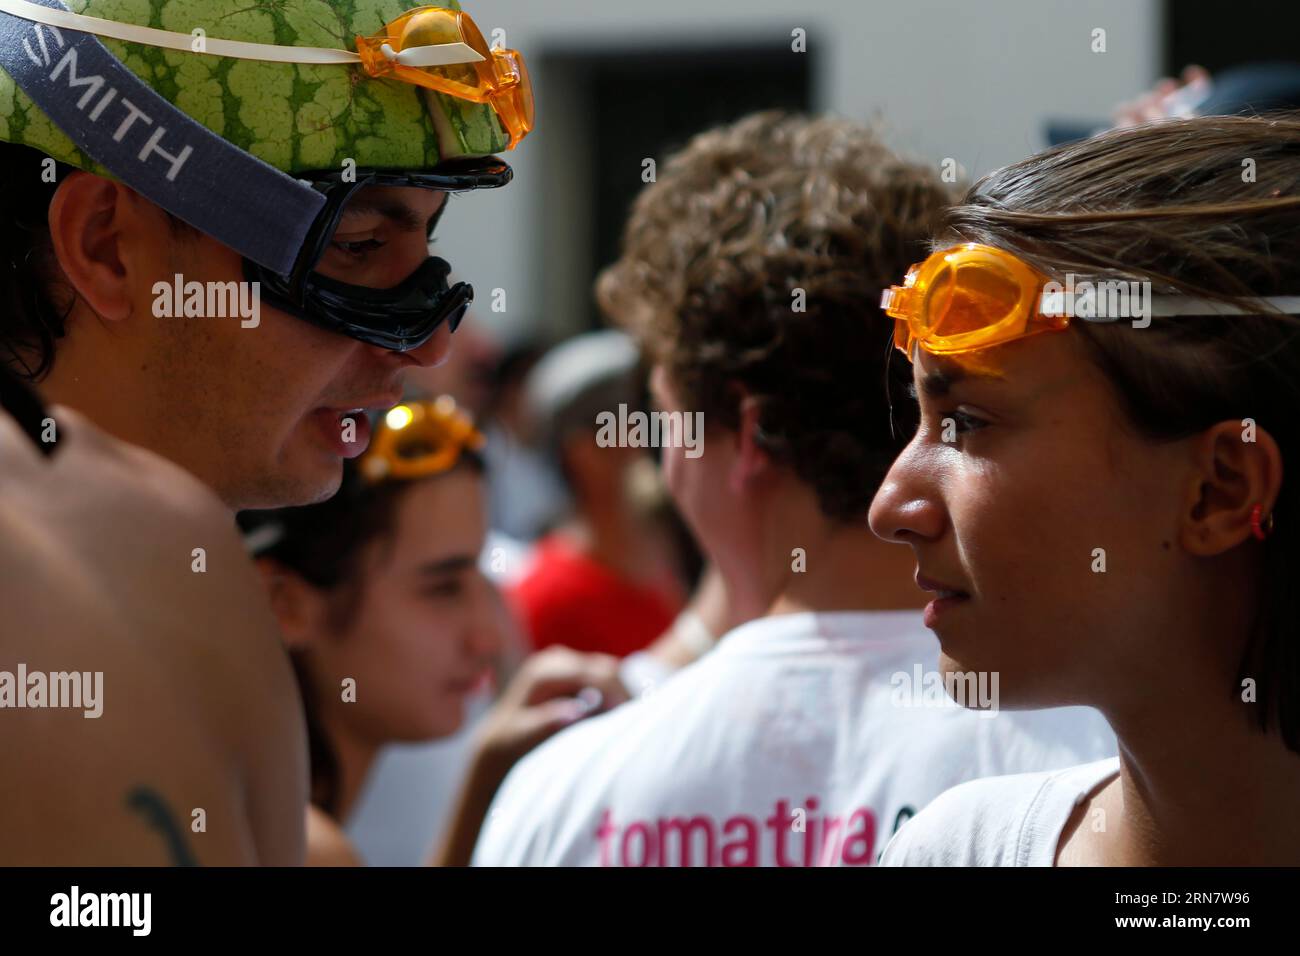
[1166,0,1300,74]
[539,42,813,330]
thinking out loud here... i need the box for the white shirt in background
[472,611,1117,866]
[880,757,1121,866]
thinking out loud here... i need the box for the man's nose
[399,322,454,369]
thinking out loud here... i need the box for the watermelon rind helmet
[0,0,533,350]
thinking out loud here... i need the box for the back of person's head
[938,113,1300,747]
[597,111,954,522]
[522,330,643,500]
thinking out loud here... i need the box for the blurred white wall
[440,0,1160,344]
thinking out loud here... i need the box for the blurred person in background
[407,321,571,549]
[358,322,619,866]
[352,323,530,866]
[483,342,574,543]
[1047,60,1300,145]
[240,397,626,865]
[473,112,1116,867]
[402,310,502,422]
[507,330,690,659]
[409,318,729,696]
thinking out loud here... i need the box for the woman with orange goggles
[873,114,1300,867]
[239,397,626,866]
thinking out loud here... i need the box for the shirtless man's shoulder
[0,408,306,865]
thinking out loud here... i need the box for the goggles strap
[1039,290,1300,319]
[1149,294,1300,317]
[0,0,326,275]
[0,0,484,67]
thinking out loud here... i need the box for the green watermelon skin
[0,0,509,176]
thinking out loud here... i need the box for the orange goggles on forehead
[359,396,486,485]
[881,243,1069,360]
[355,6,535,149]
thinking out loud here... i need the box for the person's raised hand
[1112,64,1211,128]
[474,646,630,773]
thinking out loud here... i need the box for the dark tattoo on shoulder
[126,787,198,866]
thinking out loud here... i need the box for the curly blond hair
[597,111,954,520]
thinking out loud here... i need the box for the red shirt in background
[509,535,680,658]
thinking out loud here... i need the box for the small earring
[1250,504,1275,541]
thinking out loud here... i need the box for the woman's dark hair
[238,449,484,818]
[942,113,1300,753]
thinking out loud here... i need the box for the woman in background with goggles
[873,114,1300,866]
[240,396,626,866]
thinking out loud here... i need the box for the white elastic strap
[1039,291,1300,319]
[378,41,485,68]
[0,0,484,66]
[1149,295,1300,317]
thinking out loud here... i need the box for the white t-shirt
[472,611,1117,866]
[879,757,1122,866]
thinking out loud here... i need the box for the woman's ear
[1178,420,1283,557]
[254,558,327,651]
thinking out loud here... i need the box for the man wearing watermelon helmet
[0,0,532,508]
[0,0,532,865]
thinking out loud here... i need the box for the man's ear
[728,393,774,495]
[254,558,327,651]
[1178,420,1283,557]
[46,171,154,324]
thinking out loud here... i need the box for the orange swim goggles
[356,6,534,149]
[882,244,1069,359]
[360,395,487,485]
[882,242,1300,361]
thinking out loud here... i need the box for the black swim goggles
[242,157,512,351]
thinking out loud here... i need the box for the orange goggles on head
[883,242,1300,362]
[882,244,1069,360]
[359,396,487,485]
[356,5,534,149]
